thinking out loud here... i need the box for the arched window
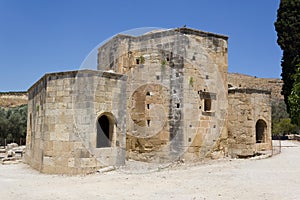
[256,119,267,143]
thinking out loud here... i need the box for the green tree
[274,0,300,112]
[0,108,8,145]
[0,105,27,145]
[272,118,297,136]
[288,65,300,125]
[271,99,289,121]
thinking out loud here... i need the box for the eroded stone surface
[25,27,272,174]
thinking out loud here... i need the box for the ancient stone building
[227,88,272,158]
[25,27,272,174]
[25,70,127,174]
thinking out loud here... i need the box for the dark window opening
[176,103,180,108]
[29,114,33,148]
[156,75,160,80]
[204,99,212,111]
[147,104,150,109]
[256,119,267,143]
[147,120,151,127]
[136,58,140,65]
[146,91,151,96]
[206,75,209,79]
[97,115,111,148]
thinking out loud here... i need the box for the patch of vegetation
[139,55,145,64]
[189,77,194,87]
[288,65,300,125]
[271,99,299,136]
[0,104,27,145]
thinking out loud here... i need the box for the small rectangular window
[204,99,212,111]
[147,120,151,127]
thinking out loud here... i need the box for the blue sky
[0,0,281,91]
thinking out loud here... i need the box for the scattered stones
[0,144,25,165]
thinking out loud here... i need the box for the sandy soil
[0,141,299,200]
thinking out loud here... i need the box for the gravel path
[0,140,299,200]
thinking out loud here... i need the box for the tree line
[275,0,300,126]
[271,99,298,136]
[0,105,27,146]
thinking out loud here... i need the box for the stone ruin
[24,27,272,175]
[0,143,25,164]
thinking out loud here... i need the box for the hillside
[0,92,28,108]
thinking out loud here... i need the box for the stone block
[43,156,55,167]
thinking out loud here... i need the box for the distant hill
[0,92,28,108]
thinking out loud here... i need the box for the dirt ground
[0,141,299,200]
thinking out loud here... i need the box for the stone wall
[98,27,229,162]
[25,70,127,175]
[228,88,272,158]
[228,73,283,101]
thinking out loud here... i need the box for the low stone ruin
[0,143,25,165]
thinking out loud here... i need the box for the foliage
[161,59,166,66]
[0,104,27,145]
[288,65,300,125]
[271,99,289,121]
[272,118,297,136]
[274,0,300,112]
[271,99,299,135]
[139,55,145,64]
[189,77,194,86]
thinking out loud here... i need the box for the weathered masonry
[25,70,127,174]
[227,88,272,158]
[97,28,229,162]
[25,27,272,174]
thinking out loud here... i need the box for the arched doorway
[256,119,267,143]
[96,114,113,148]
